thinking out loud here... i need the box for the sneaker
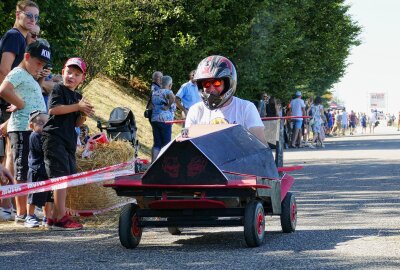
[52,215,83,231]
[42,217,54,228]
[321,144,325,148]
[24,215,40,228]
[15,214,27,224]
[309,144,316,149]
[0,207,13,221]
[35,207,44,219]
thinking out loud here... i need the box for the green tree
[238,0,361,102]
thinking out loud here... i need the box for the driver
[185,55,267,144]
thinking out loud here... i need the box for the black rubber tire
[280,192,297,233]
[119,203,142,249]
[167,227,182,235]
[244,200,266,247]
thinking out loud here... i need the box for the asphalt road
[1,126,400,270]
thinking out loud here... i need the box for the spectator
[368,109,377,134]
[185,55,266,145]
[26,32,56,110]
[42,57,94,230]
[145,71,163,122]
[0,0,40,220]
[79,124,90,145]
[257,92,270,117]
[303,97,313,147]
[341,108,348,135]
[289,91,306,148]
[0,40,50,223]
[361,113,367,134]
[349,110,357,135]
[398,112,400,131]
[332,110,342,136]
[267,96,278,117]
[25,110,52,228]
[25,24,40,45]
[309,96,326,148]
[150,75,176,162]
[326,109,333,136]
[175,70,200,118]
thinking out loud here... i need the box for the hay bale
[66,140,135,211]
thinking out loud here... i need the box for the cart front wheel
[119,203,142,249]
[280,192,297,233]
[244,200,265,247]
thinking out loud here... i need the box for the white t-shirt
[290,98,305,117]
[185,97,263,130]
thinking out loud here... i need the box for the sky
[331,0,400,114]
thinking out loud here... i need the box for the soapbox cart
[105,124,299,248]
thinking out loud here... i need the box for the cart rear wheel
[280,192,297,233]
[119,203,142,249]
[168,227,182,235]
[244,200,265,247]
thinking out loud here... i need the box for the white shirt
[185,97,263,130]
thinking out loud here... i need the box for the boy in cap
[42,57,94,230]
[0,40,50,222]
[25,110,52,228]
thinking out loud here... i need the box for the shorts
[349,122,356,128]
[27,169,53,208]
[42,135,77,178]
[292,119,303,129]
[9,131,32,182]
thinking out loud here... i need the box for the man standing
[175,70,200,118]
[145,71,163,122]
[289,91,306,148]
[349,110,357,135]
[0,0,40,221]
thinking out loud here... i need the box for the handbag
[144,108,152,119]
[144,94,153,119]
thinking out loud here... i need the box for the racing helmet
[194,55,237,110]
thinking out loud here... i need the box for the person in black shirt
[0,0,40,220]
[42,57,94,230]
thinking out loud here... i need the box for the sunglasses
[30,32,39,39]
[20,11,39,22]
[201,79,223,88]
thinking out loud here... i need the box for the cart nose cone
[142,125,278,185]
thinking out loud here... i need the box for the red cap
[64,57,87,73]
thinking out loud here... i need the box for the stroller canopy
[109,107,136,130]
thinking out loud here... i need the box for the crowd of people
[255,91,395,150]
[0,1,93,230]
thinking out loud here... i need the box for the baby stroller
[97,107,138,150]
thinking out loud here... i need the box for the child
[42,57,94,230]
[79,124,90,145]
[0,40,50,223]
[25,110,53,228]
